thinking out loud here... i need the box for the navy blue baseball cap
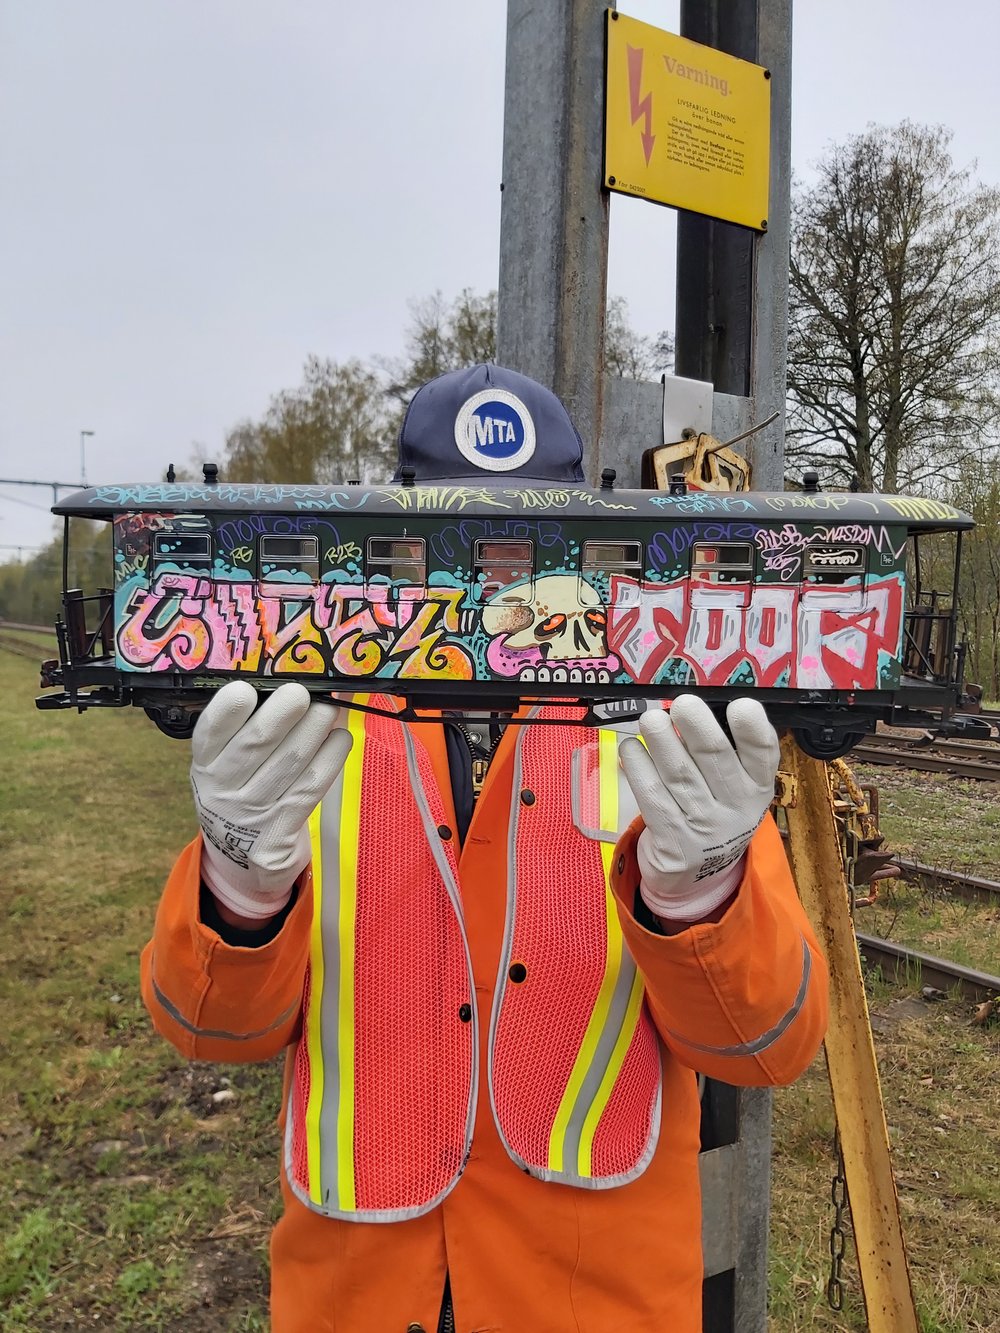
[394,363,585,483]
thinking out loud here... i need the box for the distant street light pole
[80,429,95,486]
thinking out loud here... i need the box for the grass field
[1,647,998,1330]
[1,648,278,1330]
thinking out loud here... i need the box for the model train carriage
[38,481,974,757]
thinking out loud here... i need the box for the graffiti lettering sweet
[118,575,474,680]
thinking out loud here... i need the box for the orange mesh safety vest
[284,700,662,1221]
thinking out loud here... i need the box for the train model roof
[52,482,974,532]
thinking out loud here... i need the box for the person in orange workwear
[142,364,828,1332]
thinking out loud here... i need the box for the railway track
[0,631,56,661]
[856,931,1000,1002]
[851,733,1000,782]
[0,620,57,635]
[894,858,1000,904]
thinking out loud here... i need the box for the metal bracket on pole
[780,736,921,1332]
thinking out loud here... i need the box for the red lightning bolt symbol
[627,45,655,166]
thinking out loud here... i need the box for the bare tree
[951,459,1000,699]
[605,296,673,381]
[218,290,670,486]
[385,288,671,409]
[787,122,1000,492]
[382,289,498,409]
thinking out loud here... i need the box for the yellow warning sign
[605,11,771,231]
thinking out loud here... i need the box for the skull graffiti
[481,574,618,682]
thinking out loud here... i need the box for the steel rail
[0,638,44,661]
[893,858,1000,904]
[855,932,1000,1002]
[850,742,1000,782]
[863,732,1000,760]
[0,620,56,635]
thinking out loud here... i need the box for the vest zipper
[451,717,503,798]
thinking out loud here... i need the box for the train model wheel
[792,728,866,761]
[144,706,198,740]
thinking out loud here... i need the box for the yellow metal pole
[780,736,920,1332]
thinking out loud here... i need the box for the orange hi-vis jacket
[141,703,829,1333]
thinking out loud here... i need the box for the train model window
[802,545,867,607]
[581,540,642,604]
[472,539,533,602]
[689,542,754,607]
[151,533,213,574]
[366,537,427,586]
[258,535,320,587]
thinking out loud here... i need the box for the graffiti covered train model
[36,473,976,757]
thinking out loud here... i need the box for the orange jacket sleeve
[611,813,829,1087]
[140,836,311,1064]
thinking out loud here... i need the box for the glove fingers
[618,731,688,831]
[666,695,749,802]
[274,729,355,832]
[208,682,313,784]
[191,680,260,768]
[637,704,716,811]
[726,698,780,791]
[242,697,344,802]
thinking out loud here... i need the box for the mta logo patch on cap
[454,388,536,472]
[394,363,585,484]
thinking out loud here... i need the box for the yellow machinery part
[781,736,920,1333]
[640,432,751,492]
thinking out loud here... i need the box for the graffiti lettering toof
[606,573,903,690]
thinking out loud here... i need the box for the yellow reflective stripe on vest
[546,727,642,1179]
[304,803,326,1205]
[304,700,368,1210]
[577,964,646,1175]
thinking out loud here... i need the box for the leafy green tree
[787,122,1000,492]
[0,520,109,628]
[223,357,395,485]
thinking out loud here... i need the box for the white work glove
[191,681,353,921]
[619,696,779,923]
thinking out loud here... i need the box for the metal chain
[827,1128,850,1311]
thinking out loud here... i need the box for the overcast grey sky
[2,0,999,555]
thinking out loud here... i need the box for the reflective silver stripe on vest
[661,935,813,1058]
[488,706,661,1189]
[284,712,478,1223]
[282,747,352,1215]
[150,965,299,1042]
[399,723,480,1169]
